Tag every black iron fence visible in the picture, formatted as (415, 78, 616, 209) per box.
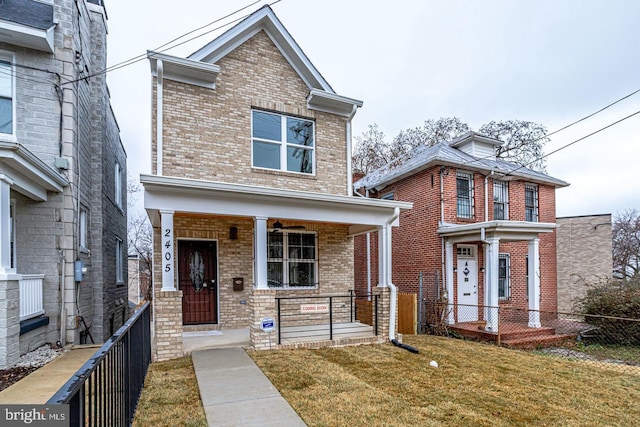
(275, 292, 379, 344)
(47, 302, 151, 427)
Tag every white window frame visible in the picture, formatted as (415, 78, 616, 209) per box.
(498, 253, 510, 300)
(267, 230, 318, 289)
(456, 171, 474, 219)
(251, 110, 316, 175)
(10, 199, 15, 269)
(114, 162, 122, 209)
(116, 237, 123, 284)
(493, 180, 509, 220)
(79, 206, 88, 251)
(524, 184, 538, 222)
(0, 51, 16, 139)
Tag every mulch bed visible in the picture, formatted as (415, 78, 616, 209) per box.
(0, 366, 39, 392)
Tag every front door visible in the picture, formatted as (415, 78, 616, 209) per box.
(457, 246, 478, 322)
(179, 240, 218, 325)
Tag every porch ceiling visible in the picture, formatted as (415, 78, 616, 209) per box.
(141, 174, 412, 235)
(437, 220, 556, 243)
(0, 142, 68, 201)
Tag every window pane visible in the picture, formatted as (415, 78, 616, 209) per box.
(0, 61, 11, 97)
(288, 233, 315, 260)
(0, 97, 12, 134)
(287, 118, 313, 147)
(494, 204, 505, 220)
(267, 262, 283, 287)
(253, 141, 280, 169)
(287, 146, 313, 174)
(267, 232, 283, 259)
(252, 111, 281, 140)
(289, 261, 315, 286)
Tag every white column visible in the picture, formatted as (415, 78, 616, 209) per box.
(445, 241, 454, 324)
(377, 225, 392, 287)
(528, 238, 541, 328)
(160, 210, 175, 291)
(484, 237, 500, 331)
(254, 217, 268, 289)
(156, 59, 164, 176)
(0, 175, 15, 276)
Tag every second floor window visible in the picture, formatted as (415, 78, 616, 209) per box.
(115, 162, 122, 209)
(252, 110, 314, 175)
(525, 184, 538, 222)
(0, 59, 13, 135)
(493, 180, 509, 220)
(456, 171, 474, 218)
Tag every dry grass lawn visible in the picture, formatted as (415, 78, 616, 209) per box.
(132, 356, 207, 427)
(249, 335, 640, 427)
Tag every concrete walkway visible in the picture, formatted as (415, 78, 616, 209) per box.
(192, 347, 306, 427)
(0, 345, 99, 404)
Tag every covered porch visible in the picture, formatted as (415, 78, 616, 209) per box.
(142, 175, 412, 360)
(438, 220, 556, 333)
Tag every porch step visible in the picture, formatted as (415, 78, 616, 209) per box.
(499, 327, 556, 341)
(501, 333, 576, 350)
(280, 322, 374, 343)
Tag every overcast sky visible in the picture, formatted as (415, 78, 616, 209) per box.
(105, 0, 640, 218)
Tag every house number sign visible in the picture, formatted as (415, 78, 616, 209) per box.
(163, 227, 173, 273)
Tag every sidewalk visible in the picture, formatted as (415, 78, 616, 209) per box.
(192, 347, 306, 427)
(0, 345, 99, 404)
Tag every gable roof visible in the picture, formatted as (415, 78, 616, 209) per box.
(354, 139, 569, 191)
(189, 5, 333, 93)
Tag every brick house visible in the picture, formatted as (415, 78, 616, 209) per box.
(142, 6, 411, 361)
(556, 214, 612, 313)
(0, 0, 128, 368)
(354, 132, 568, 332)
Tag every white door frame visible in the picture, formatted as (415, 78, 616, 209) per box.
(456, 244, 478, 322)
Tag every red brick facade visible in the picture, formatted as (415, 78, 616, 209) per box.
(355, 165, 559, 313)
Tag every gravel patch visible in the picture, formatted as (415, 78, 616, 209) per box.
(11, 345, 64, 369)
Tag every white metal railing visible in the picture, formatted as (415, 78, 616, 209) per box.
(19, 274, 45, 321)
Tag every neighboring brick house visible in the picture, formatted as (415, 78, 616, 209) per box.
(0, 0, 128, 368)
(556, 214, 612, 313)
(142, 6, 411, 361)
(354, 132, 568, 332)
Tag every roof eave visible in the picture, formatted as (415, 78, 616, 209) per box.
(148, 50, 220, 89)
(306, 89, 363, 117)
(0, 20, 55, 52)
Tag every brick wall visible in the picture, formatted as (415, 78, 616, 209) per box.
(556, 214, 612, 312)
(355, 165, 560, 313)
(153, 30, 349, 196)
(154, 290, 184, 361)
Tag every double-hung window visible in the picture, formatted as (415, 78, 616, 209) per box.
(524, 184, 538, 222)
(0, 57, 14, 135)
(116, 238, 123, 284)
(493, 180, 509, 220)
(267, 231, 318, 288)
(252, 110, 315, 174)
(114, 162, 122, 209)
(456, 171, 474, 218)
(498, 253, 510, 300)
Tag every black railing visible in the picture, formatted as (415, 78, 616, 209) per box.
(48, 302, 151, 427)
(275, 292, 379, 344)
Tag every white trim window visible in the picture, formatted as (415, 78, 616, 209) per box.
(524, 184, 538, 222)
(493, 180, 509, 220)
(114, 162, 122, 209)
(456, 171, 474, 219)
(498, 253, 510, 300)
(0, 55, 14, 136)
(267, 231, 318, 288)
(116, 237, 123, 284)
(79, 206, 88, 250)
(252, 110, 315, 175)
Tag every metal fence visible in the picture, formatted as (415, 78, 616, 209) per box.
(47, 302, 152, 427)
(275, 292, 379, 344)
(421, 301, 640, 375)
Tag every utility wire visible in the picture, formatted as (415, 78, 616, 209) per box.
(62, 0, 281, 86)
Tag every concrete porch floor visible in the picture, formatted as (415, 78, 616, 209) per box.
(183, 328, 250, 353)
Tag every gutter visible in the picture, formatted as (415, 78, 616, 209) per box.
(385, 207, 400, 341)
(345, 104, 359, 196)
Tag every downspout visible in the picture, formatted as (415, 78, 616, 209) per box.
(439, 167, 446, 291)
(156, 59, 164, 176)
(59, 250, 66, 346)
(385, 207, 400, 341)
(345, 104, 358, 196)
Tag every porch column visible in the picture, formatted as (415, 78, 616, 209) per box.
(254, 217, 268, 289)
(528, 238, 541, 328)
(377, 225, 392, 287)
(0, 175, 15, 275)
(484, 237, 500, 332)
(160, 210, 175, 291)
(444, 240, 454, 324)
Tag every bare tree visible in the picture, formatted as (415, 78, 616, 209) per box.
(479, 120, 549, 172)
(127, 175, 153, 301)
(391, 117, 470, 156)
(613, 209, 640, 280)
(352, 124, 391, 175)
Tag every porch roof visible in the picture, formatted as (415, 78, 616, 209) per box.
(141, 174, 412, 235)
(0, 142, 68, 201)
(437, 220, 556, 243)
